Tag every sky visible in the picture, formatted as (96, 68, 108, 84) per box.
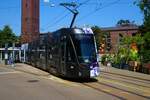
(0, 0, 143, 36)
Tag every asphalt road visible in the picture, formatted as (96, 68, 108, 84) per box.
(0, 65, 119, 100)
(0, 64, 150, 100)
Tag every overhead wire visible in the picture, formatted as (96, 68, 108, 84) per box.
(0, 0, 127, 31)
(0, 6, 20, 11)
(42, 0, 92, 30)
(43, 12, 70, 30)
(77, 0, 91, 7)
(77, 0, 121, 24)
(41, 10, 67, 26)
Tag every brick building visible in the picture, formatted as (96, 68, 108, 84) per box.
(21, 0, 40, 43)
(101, 25, 139, 53)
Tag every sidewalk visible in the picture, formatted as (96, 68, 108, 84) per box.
(7, 63, 50, 76)
(1, 63, 150, 81)
(100, 65, 150, 81)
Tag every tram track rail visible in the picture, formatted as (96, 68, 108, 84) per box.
(101, 72, 150, 87)
(101, 71, 150, 84)
(82, 81, 150, 100)
(102, 75, 150, 88)
(82, 82, 126, 100)
(97, 81, 150, 99)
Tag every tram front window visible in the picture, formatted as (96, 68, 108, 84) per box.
(73, 34, 97, 63)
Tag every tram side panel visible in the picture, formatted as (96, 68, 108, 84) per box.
(37, 35, 47, 70)
(65, 35, 79, 78)
(46, 33, 61, 75)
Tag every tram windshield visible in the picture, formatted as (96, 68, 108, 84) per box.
(73, 34, 97, 63)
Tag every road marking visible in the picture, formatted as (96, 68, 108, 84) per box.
(101, 89, 111, 92)
(0, 71, 19, 75)
(143, 93, 150, 97)
(100, 67, 105, 70)
(47, 76, 79, 87)
(40, 75, 79, 87)
(119, 91, 130, 94)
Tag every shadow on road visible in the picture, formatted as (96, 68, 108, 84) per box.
(59, 76, 98, 83)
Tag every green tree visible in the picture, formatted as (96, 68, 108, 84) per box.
(120, 34, 144, 62)
(117, 19, 135, 26)
(136, 0, 150, 32)
(92, 26, 104, 49)
(135, 0, 150, 63)
(141, 32, 150, 62)
(0, 29, 3, 46)
(0, 25, 18, 47)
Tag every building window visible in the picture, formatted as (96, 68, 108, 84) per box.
(26, 3, 28, 7)
(132, 33, 136, 36)
(119, 33, 123, 43)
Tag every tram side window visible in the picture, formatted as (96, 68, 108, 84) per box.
(61, 44, 65, 61)
(66, 41, 76, 62)
(60, 36, 66, 61)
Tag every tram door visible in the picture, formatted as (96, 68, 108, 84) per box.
(60, 36, 66, 75)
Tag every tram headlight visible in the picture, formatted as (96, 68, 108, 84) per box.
(79, 72, 82, 76)
(90, 66, 93, 69)
(70, 66, 74, 69)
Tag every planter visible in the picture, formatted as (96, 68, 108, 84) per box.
(112, 63, 120, 68)
(107, 62, 111, 67)
(128, 61, 140, 72)
(121, 63, 129, 70)
(142, 63, 150, 74)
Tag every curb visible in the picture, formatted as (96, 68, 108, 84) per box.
(14, 67, 50, 77)
(6, 63, 50, 77)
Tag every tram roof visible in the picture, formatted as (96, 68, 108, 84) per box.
(52, 28, 94, 35)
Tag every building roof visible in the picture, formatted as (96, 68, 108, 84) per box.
(101, 25, 139, 32)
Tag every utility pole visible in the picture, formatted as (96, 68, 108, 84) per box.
(60, 2, 79, 28)
(12, 43, 15, 67)
(4, 43, 8, 65)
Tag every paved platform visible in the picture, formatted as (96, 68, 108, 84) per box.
(4, 63, 49, 76)
(100, 65, 150, 81)
(1, 63, 150, 81)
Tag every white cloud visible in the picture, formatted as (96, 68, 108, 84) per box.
(43, 0, 49, 3)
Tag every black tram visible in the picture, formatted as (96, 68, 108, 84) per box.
(26, 28, 100, 78)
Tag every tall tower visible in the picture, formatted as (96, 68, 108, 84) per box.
(21, 0, 40, 43)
